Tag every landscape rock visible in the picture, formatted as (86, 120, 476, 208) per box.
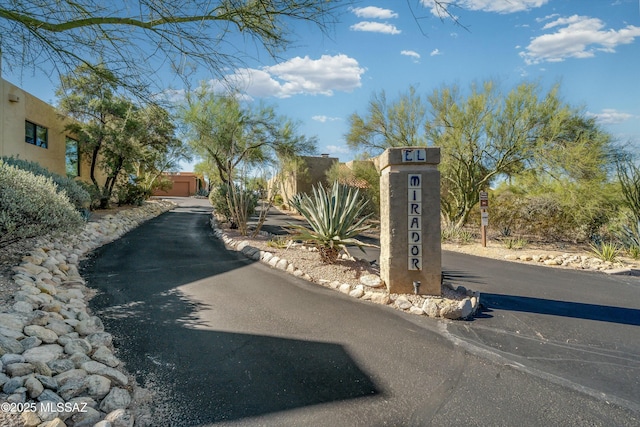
(22, 344, 64, 364)
(85, 332, 113, 349)
(349, 286, 365, 299)
(75, 317, 105, 336)
(64, 339, 92, 355)
(3, 376, 25, 393)
(339, 283, 351, 294)
(360, 274, 383, 288)
(104, 408, 135, 427)
(6, 362, 35, 377)
(81, 361, 128, 386)
(85, 374, 111, 400)
(71, 406, 102, 427)
(23, 325, 58, 344)
(100, 387, 132, 413)
(25, 376, 45, 398)
(0, 335, 25, 357)
(394, 296, 413, 310)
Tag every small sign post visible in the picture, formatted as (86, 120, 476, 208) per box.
(479, 191, 489, 247)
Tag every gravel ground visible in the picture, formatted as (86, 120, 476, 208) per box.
(223, 228, 380, 287)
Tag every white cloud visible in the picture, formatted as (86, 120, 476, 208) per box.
(401, 50, 421, 60)
(421, 0, 549, 15)
(351, 6, 398, 19)
(326, 145, 351, 154)
(206, 54, 365, 99)
(312, 115, 341, 123)
(430, 48, 442, 56)
(520, 15, 640, 64)
(587, 109, 635, 124)
(537, 13, 559, 23)
(350, 21, 401, 35)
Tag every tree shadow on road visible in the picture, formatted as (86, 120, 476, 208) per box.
(479, 293, 640, 326)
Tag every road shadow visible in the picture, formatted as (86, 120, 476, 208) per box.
(92, 286, 380, 425)
(83, 204, 380, 425)
(442, 269, 486, 286)
(481, 293, 640, 326)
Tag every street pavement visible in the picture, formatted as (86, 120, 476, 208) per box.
(81, 198, 640, 426)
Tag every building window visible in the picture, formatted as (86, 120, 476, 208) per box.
(25, 121, 48, 148)
(66, 137, 80, 177)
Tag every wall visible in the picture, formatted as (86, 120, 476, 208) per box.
(1, 78, 67, 175)
(0, 77, 100, 184)
(279, 155, 338, 206)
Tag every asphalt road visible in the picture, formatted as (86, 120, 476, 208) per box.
(82, 198, 640, 426)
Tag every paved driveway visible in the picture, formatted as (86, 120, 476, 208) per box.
(81, 198, 639, 425)
(441, 251, 640, 413)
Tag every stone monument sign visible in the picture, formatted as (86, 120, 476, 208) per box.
(378, 147, 441, 295)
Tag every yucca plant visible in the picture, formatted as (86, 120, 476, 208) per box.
(589, 241, 619, 263)
(289, 182, 377, 264)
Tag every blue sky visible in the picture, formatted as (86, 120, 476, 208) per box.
(4, 0, 640, 170)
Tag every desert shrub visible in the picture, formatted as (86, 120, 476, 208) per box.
(267, 236, 291, 249)
(209, 183, 257, 232)
(116, 182, 151, 206)
(289, 182, 376, 263)
(617, 219, 640, 249)
(627, 245, 640, 260)
(1, 156, 90, 211)
(503, 237, 528, 250)
(490, 191, 525, 238)
(490, 190, 579, 241)
(0, 160, 83, 247)
(519, 195, 574, 240)
(75, 180, 102, 211)
(441, 225, 475, 244)
(589, 241, 619, 262)
(195, 188, 210, 198)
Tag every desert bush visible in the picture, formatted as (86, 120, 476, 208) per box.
(1, 156, 90, 211)
(289, 182, 376, 263)
(0, 160, 84, 247)
(490, 189, 579, 241)
(617, 219, 640, 249)
(209, 183, 257, 232)
(195, 188, 210, 198)
(589, 241, 619, 262)
(116, 182, 151, 206)
(267, 236, 291, 249)
(502, 237, 528, 250)
(627, 245, 640, 260)
(441, 225, 475, 244)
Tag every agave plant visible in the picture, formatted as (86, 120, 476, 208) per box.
(289, 182, 377, 264)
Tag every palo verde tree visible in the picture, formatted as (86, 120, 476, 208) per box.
(0, 0, 343, 97)
(426, 80, 616, 228)
(180, 85, 316, 234)
(346, 80, 617, 230)
(180, 86, 316, 186)
(346, 85, 428, 152)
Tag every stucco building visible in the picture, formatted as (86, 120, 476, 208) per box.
(0, 76, 98, 181)
(278, 154, 339, 206)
